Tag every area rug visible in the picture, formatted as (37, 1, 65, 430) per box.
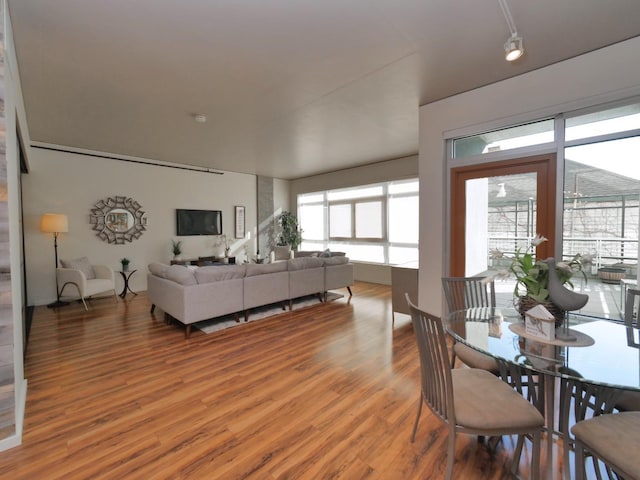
(194, 292, 344, 334)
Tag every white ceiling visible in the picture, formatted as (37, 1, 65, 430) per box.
(9, 0, 640, 180)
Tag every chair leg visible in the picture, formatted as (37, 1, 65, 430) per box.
(445, 430, 456, 480)
(511, 435, 525, 476)
(81, 297, 88, 310)
(531, 430, 541, 480)
(450, 339, 457, 368)
(574, 439, 584, 480)
(410, 395, 423, 442)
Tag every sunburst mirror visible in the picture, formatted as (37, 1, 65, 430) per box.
(89, 196, 146, 244)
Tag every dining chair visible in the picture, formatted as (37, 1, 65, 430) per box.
(572, 411, 640, 480)
(441, 276, 499, 372)
(557, 372, 621, 479)
(406, 294, 544, 480)
(616, 288, 640, 412)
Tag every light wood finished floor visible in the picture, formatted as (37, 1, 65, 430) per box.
(0, 282, 559, 479)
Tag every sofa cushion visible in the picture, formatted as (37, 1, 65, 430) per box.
(148, 262, 170, 278)
(323, 256, 349, 266)
(288, 257, 324, 271)
(195, 264, 246, 283)
(60, 256, 96, 280)
(245, 261, 288, 277)
(164, 265, 198, 285)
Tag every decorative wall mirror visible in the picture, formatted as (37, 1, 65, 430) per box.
(90, 196, 146, 244)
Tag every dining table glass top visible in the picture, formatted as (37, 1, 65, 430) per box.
(446, 307, 640, 391)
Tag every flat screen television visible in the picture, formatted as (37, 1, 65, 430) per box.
(176, 209, 222, 236)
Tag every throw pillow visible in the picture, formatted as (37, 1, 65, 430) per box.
(60, 256, 96, 280)
(320, 248, 331, 258)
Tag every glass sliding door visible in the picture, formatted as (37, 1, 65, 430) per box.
(563, 136, 640, 319)
(450, 155, 556, 279)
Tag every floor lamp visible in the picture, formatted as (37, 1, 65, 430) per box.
(41, 213, 69, 308)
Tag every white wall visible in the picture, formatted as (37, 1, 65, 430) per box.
(419, 36, 640, 315)
(290, 155, 419, 285)
(23, 149, 260, 305)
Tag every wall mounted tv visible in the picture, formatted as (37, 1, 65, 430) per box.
(176, 209, 222, 236)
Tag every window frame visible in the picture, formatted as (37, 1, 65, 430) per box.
(297, 179, 418, 265)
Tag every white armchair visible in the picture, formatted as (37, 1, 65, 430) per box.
(57, 261, 117, 310)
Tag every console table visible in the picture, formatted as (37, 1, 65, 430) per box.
(391, 261, 418, 324)
(171, 257, 236, 266)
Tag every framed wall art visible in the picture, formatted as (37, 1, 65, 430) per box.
(234, 205, 245, 239)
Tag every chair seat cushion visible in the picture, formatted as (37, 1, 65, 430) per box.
(454, 342, 499, 372)
(571, 411, 640, 478)
(452, 368, 544, 433)
(84, 279, 115, 296)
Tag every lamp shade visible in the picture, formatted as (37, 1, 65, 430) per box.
(41, 213, 69, 233)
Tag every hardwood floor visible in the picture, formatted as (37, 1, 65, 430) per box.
(0, 282, 554, 479)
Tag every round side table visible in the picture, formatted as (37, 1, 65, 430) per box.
(118, 269, 138, 298)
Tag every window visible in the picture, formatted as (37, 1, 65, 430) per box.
(297, 179, 418, 264)
(452, 119, 554, 159)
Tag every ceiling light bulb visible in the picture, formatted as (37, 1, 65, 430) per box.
(504, 35, 524, 61)
(194, 113, 207, 123)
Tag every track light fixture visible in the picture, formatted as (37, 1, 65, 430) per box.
(504, 35, 524, 61)
(498, 0, 524, 62)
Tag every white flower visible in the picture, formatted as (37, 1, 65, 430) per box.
(531, 234, 548, 247)
(580, 253, 594, 265)
(495, 269, 510, 280)
(482, 269, 510, 284)
(490, 248, 504, 259)
(556, 261, 572, 272)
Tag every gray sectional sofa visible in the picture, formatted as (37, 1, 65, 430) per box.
(147, 256, 353, 338)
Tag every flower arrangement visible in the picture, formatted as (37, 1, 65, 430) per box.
(214, 234, 231, 257)
(489, 234, 592, 303)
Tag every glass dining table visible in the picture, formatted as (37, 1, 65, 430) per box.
(446, 307, 640, 479)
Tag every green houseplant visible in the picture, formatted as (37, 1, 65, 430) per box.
(276, 211, 303, 251)
(120, 257, 130, 271)
(489, 234, 591, 323)
(171, 239, 183, 260)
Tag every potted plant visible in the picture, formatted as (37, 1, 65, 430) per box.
(120, 257, 130, 272)
(488, 234, 592, 325)
(276, 211, 303, 251)
(171, 239, 183, 260)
